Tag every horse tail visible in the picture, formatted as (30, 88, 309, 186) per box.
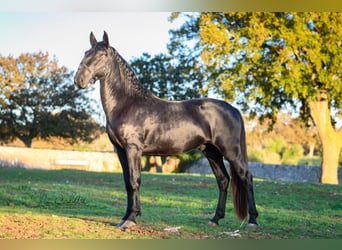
(230, 115, 249, 221)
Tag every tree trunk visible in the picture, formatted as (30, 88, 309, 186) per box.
(18, 136, 33, 148)
(309, 92, 342, 184)
(307, 142, 315, 157)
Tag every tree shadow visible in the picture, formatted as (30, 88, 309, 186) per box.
(1, 167, 341, 238)
(0, 167, 224, 229)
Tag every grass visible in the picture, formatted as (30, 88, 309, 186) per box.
(0, 167, 341, 239)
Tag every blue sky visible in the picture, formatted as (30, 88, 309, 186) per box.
(0, 12, 177, 123)
(0, 12, 173, 70)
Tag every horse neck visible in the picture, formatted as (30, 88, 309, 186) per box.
(99, 49, 155, 118)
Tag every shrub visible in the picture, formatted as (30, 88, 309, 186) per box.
(175, 150, 203, 173)
(264, 152, 282, 164)
(264, 137, 287, 155)
(282, 144, 304, 165)
(248, 149, 265, 163)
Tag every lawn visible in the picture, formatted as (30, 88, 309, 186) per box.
(0, 167, 341, 239)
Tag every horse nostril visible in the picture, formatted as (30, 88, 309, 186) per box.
(74, 76, 84, 88)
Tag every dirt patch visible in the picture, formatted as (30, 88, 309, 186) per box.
(0, 213, 207, 239)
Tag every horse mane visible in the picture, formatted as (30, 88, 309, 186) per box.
(110, 47, 155, 102)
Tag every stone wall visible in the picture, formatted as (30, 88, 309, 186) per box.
(0, 146, 120, 172)
(187, 158, 342, 184)
(2, 146, 341, 184)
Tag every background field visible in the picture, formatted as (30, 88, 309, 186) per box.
(0, 167, 341, 239)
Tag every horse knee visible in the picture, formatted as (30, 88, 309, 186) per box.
(229, 158, 249, 179)
(245, 171, 254, 186)
(217, 176, 229, 190)
(126, 182, 140, 192)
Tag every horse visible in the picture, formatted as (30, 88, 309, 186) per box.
(74, 31, 259, 230)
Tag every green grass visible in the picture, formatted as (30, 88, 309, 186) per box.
(0, 167, 341, 239)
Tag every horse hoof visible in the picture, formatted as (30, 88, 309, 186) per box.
(116, 220, 125, 227)
(246, 223, 258, 230)
(208, 220, 218, 227)
(117, 220, 136, 230)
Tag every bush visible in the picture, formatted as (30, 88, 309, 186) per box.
(175, 150, 203, 173)
(282, 144, 304, 165)
(264, 137, 287, 155)
(248, 149, 265, 163)
(264, 152, 282, 164)
(249, 139, 304, 165)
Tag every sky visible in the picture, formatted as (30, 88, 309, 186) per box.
(0, 12, 173, 70)
(0, 12, 176, 118)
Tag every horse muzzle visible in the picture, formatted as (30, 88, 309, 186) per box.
(74, 70, 95, 89)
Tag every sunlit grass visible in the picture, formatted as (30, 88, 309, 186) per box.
(0, 167, 341, 239)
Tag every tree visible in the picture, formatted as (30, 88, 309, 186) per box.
(0, 52, 100, 148)
(129, 52, 201, 100)
(169, 12, 342, 184)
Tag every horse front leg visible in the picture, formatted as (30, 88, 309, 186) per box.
(202, 145, 230, 226)
(115, 144, 142, 230)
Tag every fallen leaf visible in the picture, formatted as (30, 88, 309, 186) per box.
(220, 229, 241, 237)
(164, 226, 181, 232)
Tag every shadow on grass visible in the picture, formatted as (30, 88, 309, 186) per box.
(0, 168, 219, 223)
(0, 167, 341, 238)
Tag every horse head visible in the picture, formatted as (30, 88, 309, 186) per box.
(74, 31, 112, 89)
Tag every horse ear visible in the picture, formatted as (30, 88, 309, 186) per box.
(90, 32, 97, 48)
(103, 31, 110, 48)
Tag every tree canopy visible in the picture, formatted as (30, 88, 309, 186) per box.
(169, 12, 342, 122)
(129, 52, 201, 100)
(168, 12, 342, 184)
(0, 52, 100, 147)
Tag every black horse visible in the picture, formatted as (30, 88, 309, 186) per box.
(74, 31, 258, 230)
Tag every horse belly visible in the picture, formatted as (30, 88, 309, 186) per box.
(142, 125, 206, 156)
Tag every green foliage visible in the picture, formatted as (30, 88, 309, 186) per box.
(246, 113, 318, 166)
(282, 144, 305, 165)
(0, 168, 341, 239)
(265, 138, 287, 155)
(169, 12, 342, 123)
(265, 152, 282, 164)
(0, 52, 100, 147)
(248, 149, 265, 163)
(130, 53, 201, 100)
(168, 13, 342, 182)
(248, 137, 304, 165)
(175, 150, 203, 172)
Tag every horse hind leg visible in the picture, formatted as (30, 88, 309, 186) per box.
(245, 170, 259, 229)
(201, 144, 230, 226)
